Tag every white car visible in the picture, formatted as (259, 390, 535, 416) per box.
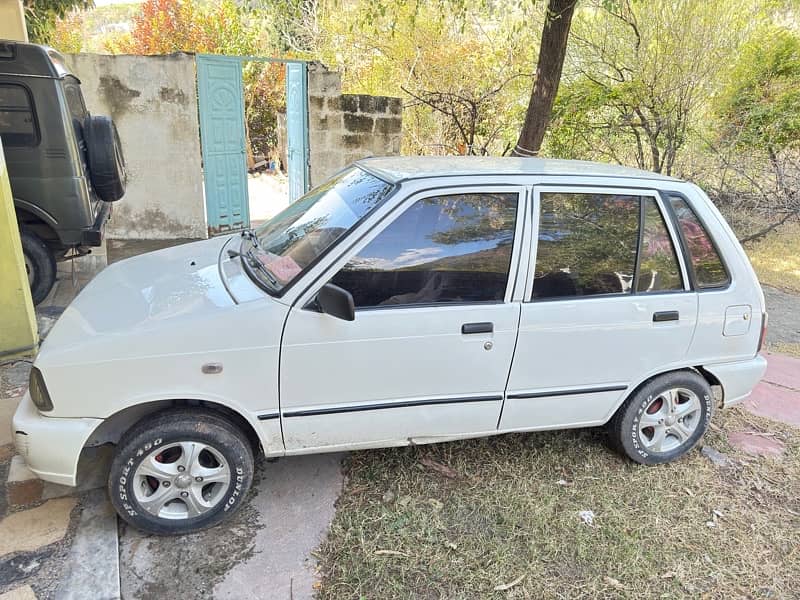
(13, 157, 768, 534)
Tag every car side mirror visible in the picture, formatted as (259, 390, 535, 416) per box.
(317, 283, 355, 321)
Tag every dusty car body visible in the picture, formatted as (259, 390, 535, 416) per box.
(13, 157, 767, 534)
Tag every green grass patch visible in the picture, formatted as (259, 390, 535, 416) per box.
(746, 223, 800, 294)
(316, 409, 800, 598)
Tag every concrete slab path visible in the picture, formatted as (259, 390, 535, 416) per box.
(119, 454, 343, 600)
(744, 352, 800, 427)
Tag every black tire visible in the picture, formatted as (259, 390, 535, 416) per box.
(84, 115, 126, 202)
(608, 370, 713, 465)
(20, 228, 56, 305)
(109, 409, 254, 535)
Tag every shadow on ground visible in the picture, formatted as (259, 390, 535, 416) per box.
(119, 453, 343, 600)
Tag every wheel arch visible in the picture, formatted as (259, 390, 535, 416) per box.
(82, 398, 266, 456)
(15, 203, 63, 248)
(605, 366, 718, 424)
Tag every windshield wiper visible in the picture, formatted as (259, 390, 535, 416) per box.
(240, 228, 262, 249)
(244, 248, 279, 287)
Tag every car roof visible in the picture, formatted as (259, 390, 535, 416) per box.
(0, 40, 71, 78)
(356, 156, 681, 184)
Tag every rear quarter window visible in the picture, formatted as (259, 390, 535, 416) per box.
(668, 195, 730, 289)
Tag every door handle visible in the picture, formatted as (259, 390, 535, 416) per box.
(462, 322, 493, 334)
(653, 311, 679, 322)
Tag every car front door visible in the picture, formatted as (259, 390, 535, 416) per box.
(500, 185, 698, 431)
(280, 186, 527, 452)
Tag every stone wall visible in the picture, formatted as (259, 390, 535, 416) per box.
(66, 53, 207, 240)
(307, 63, 402, 186)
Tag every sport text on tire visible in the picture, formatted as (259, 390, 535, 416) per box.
(108, 409, 254, 536)
(608, 370, 713, 465)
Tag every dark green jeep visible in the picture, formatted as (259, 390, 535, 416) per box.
(0, 40, 125, 303)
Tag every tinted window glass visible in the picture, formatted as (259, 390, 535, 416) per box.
(331, 193, 517, 307)
(636, 198, 683, 292)
(246, 167, 393, 293)
(533, 192, 640, 299)
(669, 196, 729, 288)
(63, 77, 87, 121)
(0, 84, 37, 146)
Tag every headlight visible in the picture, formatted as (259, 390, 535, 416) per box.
(29, 367, 53, 412)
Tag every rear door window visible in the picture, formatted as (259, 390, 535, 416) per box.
(533, 192, 640, 299)
(533, 191, 686, 299)
(668, 195, 730, 288)
(0, 83, 38, 147)
(637, 198, 684, 293)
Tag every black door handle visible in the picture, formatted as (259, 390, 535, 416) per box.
(653, 311, 679, 322)
(462, 322, 493, 334)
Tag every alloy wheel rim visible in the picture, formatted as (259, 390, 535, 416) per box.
(638, 387, 702, 453)
(133, 441, 231, 520)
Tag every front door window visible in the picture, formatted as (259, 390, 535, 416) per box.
(331, 192, 518, 307)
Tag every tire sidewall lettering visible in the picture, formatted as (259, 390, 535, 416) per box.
(114, 435, 249, 524)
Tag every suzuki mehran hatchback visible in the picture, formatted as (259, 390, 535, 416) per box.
(13, 157, 768, 534)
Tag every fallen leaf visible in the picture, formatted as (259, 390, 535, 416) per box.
(420, 456, 460, 479)
(375, 550, 409, 557)
(603, 576, 624, 590)
(494, 574, 526, 591)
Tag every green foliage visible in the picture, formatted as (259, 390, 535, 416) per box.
(24, 0, 93, 43)
(547, 0, 761, 174)
(716, 26, 800, 151)
(313, 0, 540, 155)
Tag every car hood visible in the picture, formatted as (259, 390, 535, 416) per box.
(38, 236, 249, 364)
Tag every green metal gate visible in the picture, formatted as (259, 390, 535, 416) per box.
(197, 54, 310, 235)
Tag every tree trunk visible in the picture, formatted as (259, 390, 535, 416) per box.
(512, 0, 577, 157)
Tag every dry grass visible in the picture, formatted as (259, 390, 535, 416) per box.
(316, 409, 800, 599)
(745, 223, 800, 293)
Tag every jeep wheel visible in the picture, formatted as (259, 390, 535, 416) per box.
(20, 229, 56, 305)
(608, 371, 713, 465)
(109, 409, 254, 535)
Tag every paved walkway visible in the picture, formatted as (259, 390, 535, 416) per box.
(743, 352, 800, 427)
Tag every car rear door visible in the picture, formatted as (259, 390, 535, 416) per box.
(279, 185, 528, 452)
(499, 185, 698, 431)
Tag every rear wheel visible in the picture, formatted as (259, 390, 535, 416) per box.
(20, 229, 56, 305)
(109, 409, 254, 535)
(608, 371, 713, 465)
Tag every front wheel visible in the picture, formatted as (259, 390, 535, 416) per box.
(608, 371, 713, 465)
(108, 409, 254, 535)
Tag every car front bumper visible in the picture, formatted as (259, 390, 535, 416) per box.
(12, 392, 102, 486)
(704, 354, 769, 408)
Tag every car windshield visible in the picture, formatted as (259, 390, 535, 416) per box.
(242, 167, 394, 293)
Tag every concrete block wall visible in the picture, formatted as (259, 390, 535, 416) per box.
(66, 53, 207, 240)
(307, 62, 402, 186)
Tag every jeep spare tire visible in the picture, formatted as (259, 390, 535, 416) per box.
(84, 115, 126, 202)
